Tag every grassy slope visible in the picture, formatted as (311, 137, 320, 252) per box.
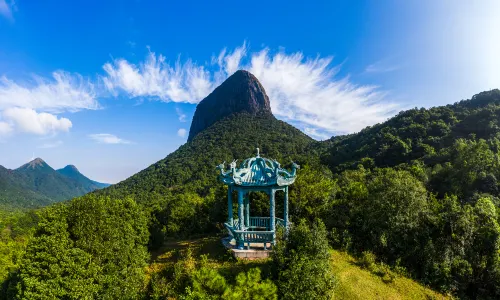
(331, 251, 448, 300)
(146, 237, 449, 300)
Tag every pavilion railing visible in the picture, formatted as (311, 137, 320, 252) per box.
(229, 217, 286, 231)
(224, 217, 288, 248)
(249, 217, 270, 229)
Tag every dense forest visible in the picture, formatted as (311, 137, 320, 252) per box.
(2, 89, 500, 299)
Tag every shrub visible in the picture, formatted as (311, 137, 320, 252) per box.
(272, 219, 335, 299)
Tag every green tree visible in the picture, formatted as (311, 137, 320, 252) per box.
(272, 219, 335, 300)
(11, 195, 149, 299)
(223, 268, 277, 300)
(289, 165, 337, 221)
(361, 169, 428, 260)
(11, 205, 100, 299)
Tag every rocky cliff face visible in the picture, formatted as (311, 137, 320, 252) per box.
(188, 70, 273, 141)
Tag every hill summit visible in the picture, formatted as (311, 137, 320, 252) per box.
(18, 158, 50, 171)
(188, 70, 272, 141)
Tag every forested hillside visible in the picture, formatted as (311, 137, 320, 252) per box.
(0, 166, 54, 210)
(323, 89, 500, 172)
(0, 159, 109, 211)
(2, 69, 500, 299)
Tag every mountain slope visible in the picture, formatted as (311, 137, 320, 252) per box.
(57, 165, 110, 189)
(188, 70, 273, 141)
(103, 112, 317, 200)
(15, 158, 90, 202)
(0, 165, 54, 210)
(104, 69, 317, 201)
(0, 159, 110, 211)
(322, 89, 500, 172)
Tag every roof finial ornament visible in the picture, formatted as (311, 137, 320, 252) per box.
(256, 147, 260, 157)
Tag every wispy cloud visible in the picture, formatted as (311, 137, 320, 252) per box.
(0, 0, 15, 21)
(88, 133, 131, 144)
(365, 60, 400, 73)
(127, 40, 136, 48)
(0, 71, 98, 113)
(177, 128, 187, 138)
(102, 43, 398, 135)
(102, 49, 213, 104)
(176, 107, 187, 122)
(38, 140, 63, 149)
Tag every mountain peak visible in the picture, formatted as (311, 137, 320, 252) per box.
(188, 70, 272, 141)
(21, 158, 49, 170)
(62, 165, 80, 173)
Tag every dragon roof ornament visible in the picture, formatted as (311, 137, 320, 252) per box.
(216, 148, 300, 187)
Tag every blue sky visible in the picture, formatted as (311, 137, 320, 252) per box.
(0, 0, 499, 183)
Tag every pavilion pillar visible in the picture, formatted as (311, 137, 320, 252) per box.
(227, 186, 233, 225)
(244, 192, 250, 228)
(238, 189, 245, 230)
(270, 189, 276, 245)
(284, 186, 289, 231)
(237, 189, 245, 249)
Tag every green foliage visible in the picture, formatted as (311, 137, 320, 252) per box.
(184, 256, 227, 299)
(272, 219, 335, 299)
(148, 248, 277, 300)
(359, 251, 377, 271)
(289, 165, 337, 221)
(222, 268, 277, 300)
(0, 209, 38, 297)
(8, 195, 149, 299)
(99, 113, 319, 249)
(183, 264, 277, 300)
(0, 166, 54, 211)
(323, 89, 500, 173)
(7, 90, 500, 299)
(329, 166, 500, 298)
(102, 113, 316, 199)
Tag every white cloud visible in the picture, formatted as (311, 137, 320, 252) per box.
(216, 42, 247, 76)
(176, 107, 187, 122)
(245, 48, 398, 134)
(102, 49, 214, 104)
(38, 140, 63, 149)
(0, 0, 14, 21)
(0, 71, 98, 137)
(2, 108, 72, 135)
(103, 43, 398, 136)
(0, 71, 98, 113)
(0, 121, 12, 136)
(177, 128, 187, 138)
(88, 133, 131, 144)
(303, 127, 330, 141)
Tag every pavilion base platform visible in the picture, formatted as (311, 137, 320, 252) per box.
(222, 237, 272, 260)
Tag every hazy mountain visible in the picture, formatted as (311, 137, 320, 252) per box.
(57, 165, 110, 189)
(0, 158, 110, 210)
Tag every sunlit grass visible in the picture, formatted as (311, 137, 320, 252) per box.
(146, 237, 450, 299)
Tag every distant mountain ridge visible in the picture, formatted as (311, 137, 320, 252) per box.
(0, 158, 109, 210)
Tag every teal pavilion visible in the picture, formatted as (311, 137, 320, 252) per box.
(217, 148, 299, 250)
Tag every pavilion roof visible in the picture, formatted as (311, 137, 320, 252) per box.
(217, 148, 299, 187)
